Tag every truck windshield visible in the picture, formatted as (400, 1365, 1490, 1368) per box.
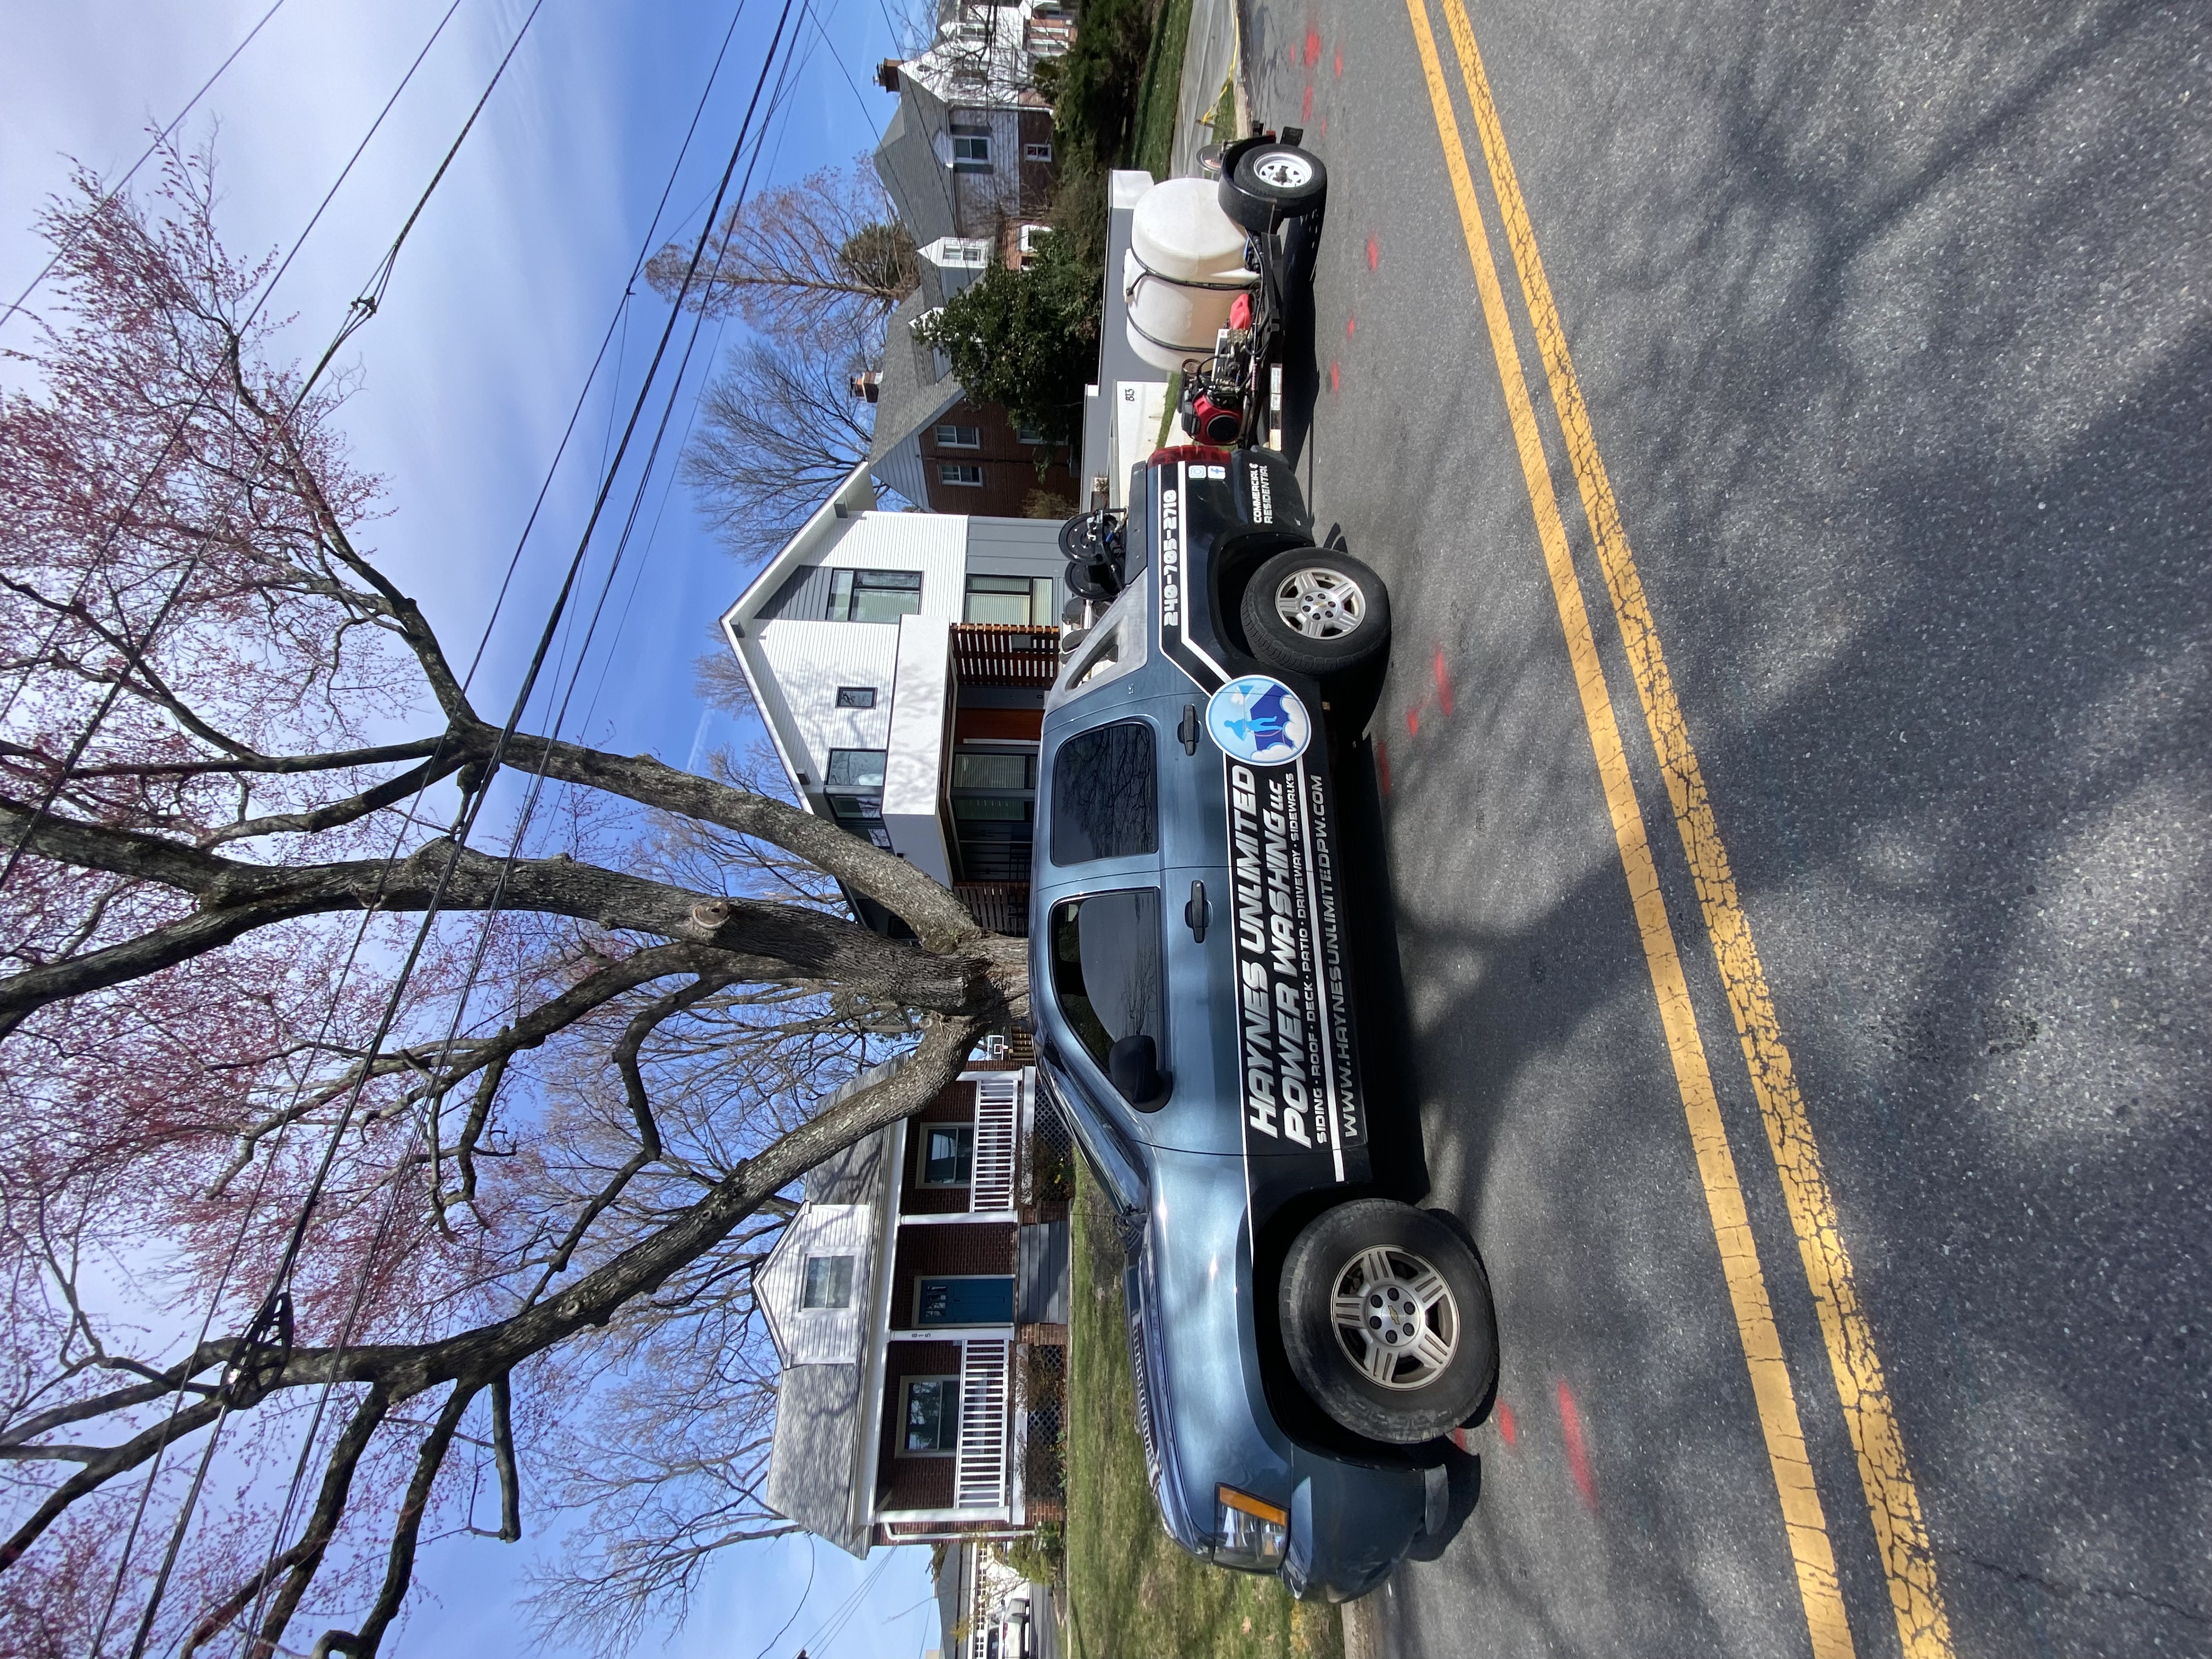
(1048, 889, 1164, 1069)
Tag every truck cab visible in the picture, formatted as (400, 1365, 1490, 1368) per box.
(1030, 448, 1498, 1598)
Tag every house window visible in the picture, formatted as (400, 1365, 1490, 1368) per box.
(951, 751, 1035, 792)
(938, 462, 984, 487)
(951, 127, 992, 171)
(825, 749, 887, 788)
(824, 749, 892, 850)
(1014, 421, 1046, 445)
(963, 573, 1054, 625)
(935, 422, 982, 449)
(827, 567, 922, 623)
(801, 1255, 854, 1309)
(901, 1376, 961, 1454)
(1023, 141, 1053, 163)
(834, 686, 877, 709)
(920, 1122, 976, 1186)
(950, 747, 1036, 881)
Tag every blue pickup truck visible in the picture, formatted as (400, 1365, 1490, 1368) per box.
(1032, 447, 1499, 1599)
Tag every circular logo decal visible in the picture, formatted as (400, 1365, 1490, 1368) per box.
(1205, 674, 1313, 765)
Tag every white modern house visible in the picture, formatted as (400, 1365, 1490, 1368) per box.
(720, 464, 1065, 935)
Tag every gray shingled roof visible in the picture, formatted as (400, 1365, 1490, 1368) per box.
(763, 1363, 870, 1555)
(866, 291, 962, 509)
(874, 83, 959, 248)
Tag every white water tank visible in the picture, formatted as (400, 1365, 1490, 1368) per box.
(1122, 176, 1255, 371)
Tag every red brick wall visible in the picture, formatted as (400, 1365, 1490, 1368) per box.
(1015, 109, 1057, 213)
(901, 1082, 976, 1215)
(889, 1223, 1015, 1329)
(919, 397, 1076, 516)
(877, 1338, 964, 1511)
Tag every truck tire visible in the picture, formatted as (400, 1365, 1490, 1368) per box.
(1279, 1199, 1498, 1444)
(1220, 144, 1328, 233)
(1240, 546, 1391, 678)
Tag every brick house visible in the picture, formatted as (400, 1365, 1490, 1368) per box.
(760, 1053, 1069, 1553)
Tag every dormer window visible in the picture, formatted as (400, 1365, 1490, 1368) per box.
(801, 1254, 855, 1308)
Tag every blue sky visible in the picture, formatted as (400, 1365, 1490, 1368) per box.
(0, 0, 935, 1651)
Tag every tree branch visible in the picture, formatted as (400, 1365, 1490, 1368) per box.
(341, 1381, 476, 1659)
(488, 729, 983, 951)
(489, 1373, 521, 1544)
(0, 811, 985, 1034)
(0, 1395, 223, 1571)
(185, 1384, 388, 1659)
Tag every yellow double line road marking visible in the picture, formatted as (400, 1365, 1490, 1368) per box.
(1399, 3, 1956, 1656)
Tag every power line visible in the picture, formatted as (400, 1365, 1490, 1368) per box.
(69, 1, 574, 1646)
(212, 3, 806, 1647)
(0, 0, 294, 337)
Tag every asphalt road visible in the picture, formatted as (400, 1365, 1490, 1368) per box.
(1238, 1, 2212, 1654)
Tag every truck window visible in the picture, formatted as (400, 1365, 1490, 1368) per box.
(1049, 720, 1157, 865)
(1048, 889, 1163, 1069)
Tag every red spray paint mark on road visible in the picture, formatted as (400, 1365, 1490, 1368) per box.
(1448, 1426, 1472, 1453)
(1375, 740, 1391, 796)
(1366, 236, 1380, 272)
(1334, 46, 1344, 77)
(1318, 115, 1328, 139)
(1556, 1381, 1598, 1510)
(1432, 646, 1454, 716)
(1346, 313, 1356, 337)
(1302, 82, 1314, 122)
(1305, 27, 1322, 65)
(1329, 360, 1340, 394)
(1404, 704, 1420, 737)
(1496, 1400, 1517, 1447)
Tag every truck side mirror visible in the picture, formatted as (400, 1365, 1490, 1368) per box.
(1109, 1035, 1170, 1111)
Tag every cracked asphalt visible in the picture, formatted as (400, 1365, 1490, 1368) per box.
(1237, 0, 2212, 1652)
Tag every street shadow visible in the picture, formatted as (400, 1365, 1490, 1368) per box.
(1250, 0, 2212, 1644)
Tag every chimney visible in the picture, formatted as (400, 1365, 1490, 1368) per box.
(849, 370, 882, 403)
(876, 59, 902, 91)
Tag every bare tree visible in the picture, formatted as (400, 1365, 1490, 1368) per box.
(680, 328, 881, 563)
(0, 153, 1023, 1656)
(644, 159, 917, 345)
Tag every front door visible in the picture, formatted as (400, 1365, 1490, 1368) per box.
(915, 1275, 1015, 1327)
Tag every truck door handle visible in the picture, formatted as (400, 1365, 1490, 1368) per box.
(1184, 880, 1209, 941)
(1177, 704, 1200, 754)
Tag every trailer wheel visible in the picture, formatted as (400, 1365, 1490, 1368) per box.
(1240, 546, 1390, 678)
(1279, 1199, 1498, 1444)
(1220, 144, 1328, 233)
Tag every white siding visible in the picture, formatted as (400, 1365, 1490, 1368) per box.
(758, 1204, 878, 1366)
(752, 511, 969, 790)
(884, 615, 953, 882)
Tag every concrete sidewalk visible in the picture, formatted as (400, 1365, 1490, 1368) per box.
(1167, 0, 1244, 179)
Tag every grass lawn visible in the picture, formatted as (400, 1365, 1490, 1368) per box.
(1064, 1164, 1343, 1659)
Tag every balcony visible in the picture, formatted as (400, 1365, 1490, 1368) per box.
(953, 1335, 1013, 1511)
(952, 880, 1028, 935)
(950, 623, 1060, 689)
